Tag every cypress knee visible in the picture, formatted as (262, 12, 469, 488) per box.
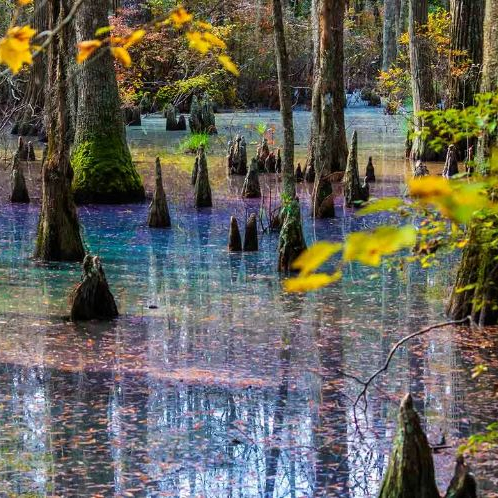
(148, 158, 171, 228)
(243, 213, 258, 252)
(194, 145, 212, 208)
(378, 394, 440, 498)
(365, 156, 376, 182)
(442, 144, 459, 178)
(70, 255, 119, 321)
(10, 145, 30, 204)
(242, 158, 261, 198)
(343, 131, 363, 207)
(228, 216, 242, 252)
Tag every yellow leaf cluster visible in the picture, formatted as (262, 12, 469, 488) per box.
(0, 25, 36, 74)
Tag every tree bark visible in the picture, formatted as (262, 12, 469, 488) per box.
(409, 0, 441, 161)
(72, 1, 145, 204)
(448, 0, 484, 109)
(383, 0, 398, 71)
(35, 0, 85, 262)
(311, 0, 348, 218)
(272, 0, 296, 199)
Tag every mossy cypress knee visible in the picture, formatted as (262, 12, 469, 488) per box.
(242, 158, 261, 198)
(194, 145, 212, 208)
(10, 145, 30, 204)
(148, 158, 171, 228)
(344, 130, 364, 207)
(278, 199, 307, 272)
(243, 213, 258, 251)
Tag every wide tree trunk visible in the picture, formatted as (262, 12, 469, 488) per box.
(448, 0, 484, 110)
(409, 0, 441, 161)
(11, 0, 47, 137)
(447, 0, 498, 325)
(272, 0, 296, 199)
(311, 0, 348, 218)
(72, 1, 145, 204)
(35, 0, 85, 262)
(383, 0, 398, 71)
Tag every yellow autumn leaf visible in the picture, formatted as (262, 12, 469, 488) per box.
(284, 272, 343, 293)
(18, 0, 32, 5)
(218, 54, 239, 76)
(409, 176, 453, 199)
(291, 241, 342, 276)
(343, 225, 417, 266)
(203, 32, 226, 49)
(76, 39, 102, 64)
(186, 31, 211, 54)
(196, 21, 213, 31)
(111, 47, 132, 67)
(169, 7, 193, 28)
(0, 25, 36, 74)
(123, 29, 146, 48)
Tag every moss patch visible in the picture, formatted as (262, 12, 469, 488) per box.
(72, 133, 145, 204)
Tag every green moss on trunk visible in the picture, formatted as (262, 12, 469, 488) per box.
(72, 133, 145, 204)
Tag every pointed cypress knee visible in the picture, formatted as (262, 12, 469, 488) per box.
(444, 456, 477, 498)
(228, 216, 242, 252)
(295, 163, 304, 182)
(70, 255, 119, 321)
(148, 158, 171, 228)
(17, 137, 29, 161)
(10, 147, 30, 203)
(304, 160, 315, 183)
(344, 130, 364, 207)
(365, 156, 376, 182)
(378, 394, 440, 498)
(243, 213, 258, 252)
(27, 141, 36, 161)
(242, 158, 261, 198)
(278, 199, 307, 272)
(442, 144, 459, 178)
(194, 145, 212, 208)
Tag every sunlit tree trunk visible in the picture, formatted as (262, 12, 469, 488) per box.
(447, 0, 498, 325)
(448, 0, 484, 109)
(35, 0, 85, 262)
(72, 1, 145, 204)
(383, 0, 398, 71)
(272, 0, 296, 199)
(408, 0, 441, 161)
(311, 0, 348, 218)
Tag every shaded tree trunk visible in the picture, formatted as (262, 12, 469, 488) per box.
(311, 0, 348, 218)
(72, 1, 145, 204)
(383, 0, 398, 71)
(11, 0, 47, 137)
(35, 0, 85, 262)
(272, 0, 296, 199)
(409, 0, 441, 161)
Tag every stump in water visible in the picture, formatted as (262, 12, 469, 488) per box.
(27, 141, 36, 161)
(265, 152, 276, 173)
(228, 216, 242, 252)
(10, 145, 30, 203)
(177, 115, 187, 131)
(414, 160, 430, 177)
(243, 213, 258, 251)
(442, 144, 459, 178)
(278, 199, 307, 272)
(304, 160, 315, 183)
(365, 156, 376, 182)
(295, 163, 304, 182)
(444, 456, 477, 498)
(378, 394, 440, 498)
(256, 138, 270, 171)
(344, 131, 364, 207)
(194, 145, 212, 208)
(17, 137, 29, 161)
(189, 94, 217, 134)
(275, 149, 282, 174)
(123, 105, 142, 126)
(148, 157, 171, 228)
(227, 135, 248, 175)
(312, 176, 335, 218)
(360, 177, 370, 202)
(70, 255, 119, 321)
(165, 104, 178, 131)
(242, 158, 261, 198)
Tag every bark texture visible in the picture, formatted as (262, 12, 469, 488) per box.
(383, 0, 398, 71)
(72, 0, 144, 204)
(70, 255, 119, 321)
(148, 158, 171, 228)
(442, 144, 459, 178)
(409, 0, 440, 161)
(35, 0, 85, 262)
(243, 213, 258, 252)
(227, 135, 248, 175)
(311, 0, 348, 217)
(278, 199, 307, 272)
(10, 145, 30, 203)
(194, 146, 212, 208)
(271, 0, 296, 199)
(242, 158, 262, 198)
(344, 131, 368, 206)
(228, 216, 242, 252)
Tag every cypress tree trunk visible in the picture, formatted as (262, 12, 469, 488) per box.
(396, 0, 409, 46)
(11, 0, 47, 137)
(447, 0, 498, 325)
(35, 0, 85, 262)
(311, 0, 348, 218)
(409, 0, 441, 161)
(72, 1, 145, 204)
(448, 0, 484, 110)
(383, 0, 398, 71)
(272, 0, 296, 199)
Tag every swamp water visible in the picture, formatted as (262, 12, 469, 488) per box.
(0, 109, 496, 497)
